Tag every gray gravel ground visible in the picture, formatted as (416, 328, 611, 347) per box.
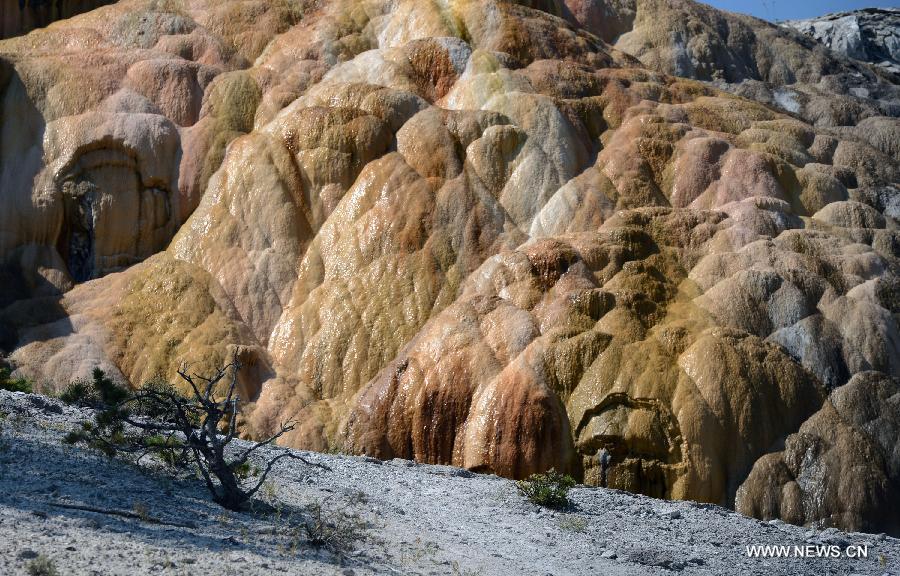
(0, 390, 898, 576)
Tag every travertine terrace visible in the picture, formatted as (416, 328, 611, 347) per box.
(0, 0, 897, 535)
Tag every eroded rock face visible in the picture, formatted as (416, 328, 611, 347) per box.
(580, 0, 845, 84)
(0, 0, 898, 535)
(565, 1, 900, 129)
(784, 8, 900, 75)
(736, 372, 900, 535)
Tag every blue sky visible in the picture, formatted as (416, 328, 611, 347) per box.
(705, 0, 894, 21)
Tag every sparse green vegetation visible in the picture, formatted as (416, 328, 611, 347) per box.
(302, 500, 366, 554)
(64, 360, 326, 511)
(26, 555, 58, 576)
(324, 438, 348, 455)
(58, 379, 95, 406)
(230, 459, 261, 481)
(558, 514, 589, 532)
(0, 366, 32, 393)
(516, 469, 576, 509)
(268, 497, 368, 557)
(144, 433, 186, 468)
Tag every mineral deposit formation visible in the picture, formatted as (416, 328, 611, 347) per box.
(0, 0, 897, 535)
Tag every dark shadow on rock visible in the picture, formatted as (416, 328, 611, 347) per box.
(0, 0, 115, 39)
(0, 264, 72, 354)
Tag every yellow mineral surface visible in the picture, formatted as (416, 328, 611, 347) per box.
(0, 0, 897, 534)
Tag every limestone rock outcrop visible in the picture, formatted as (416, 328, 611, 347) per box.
(0, 0, 897, 535)
(561, 1, 900, 129)
(568, 0, 847, 84)
(784, 8, 900, 75)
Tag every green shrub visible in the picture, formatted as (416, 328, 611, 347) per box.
(303, 500, 366, 554)
(59, 380, 94, 406)
(516, 469, 576, 509)
(145, 434, 187, 468)
(232, 461, 260, 481)
(0, 367, 32, 393)
(26, 555, 58, 576)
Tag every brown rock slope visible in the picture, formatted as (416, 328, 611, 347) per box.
(736, 371, 900, 536)
(0, 0, 897, 533)
(562, 0, 900, 128)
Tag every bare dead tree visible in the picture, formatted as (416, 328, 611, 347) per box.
(65, 359, 324, 511)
